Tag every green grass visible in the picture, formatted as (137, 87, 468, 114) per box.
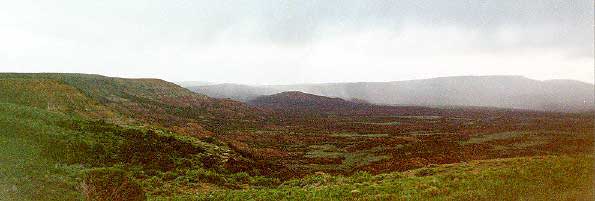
(463, 130, 592, 152)
(0, 73, 260, 133)
(0, 103, 85, 200)
(464, 131, 526, 144)
(304, 145, 390, 170)
(0, 78, 115, 119)
(0, 101, 280, 200)
(162, 154, 594, 201)
(0, 74, 273, 200)
(305, 145, 344, 159)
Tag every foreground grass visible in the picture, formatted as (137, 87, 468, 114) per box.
(0, 102, 276, 200)
(0, 103, 85, 200)
(162, 154, 594, 201)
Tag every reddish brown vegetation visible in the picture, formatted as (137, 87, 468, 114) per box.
(215, 105, 594, 180)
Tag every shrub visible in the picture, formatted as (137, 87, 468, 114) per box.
(185, 168, 227, 185)
(415, 168, 438, 177)
(229, 172, 251, 184)
(250, 176, 281, 187)
(81, 167, 146, 201)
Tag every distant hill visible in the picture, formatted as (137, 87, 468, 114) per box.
(248, 91, 363, 115)
(248, 91, 511, 117)
(187, 76, 594, 112)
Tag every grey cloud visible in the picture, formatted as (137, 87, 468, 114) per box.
(202, 1, 591, 54)
(0, 0, 592, 83)
(13, 0, 589, 51)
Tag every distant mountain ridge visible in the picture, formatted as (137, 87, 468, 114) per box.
(186, 76, 594, 112)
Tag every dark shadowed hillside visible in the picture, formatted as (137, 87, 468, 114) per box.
(248, 91, 364, 114)
(187, 76, 594, 112)
(247, 91, 544, 118)
(248, 91, 436, 117)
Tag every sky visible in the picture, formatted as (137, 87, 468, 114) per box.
(0, 0, 593, 84)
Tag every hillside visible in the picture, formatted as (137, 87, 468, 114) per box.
(0, 73, 264, 135)
(0, 73, 281, 200)
(0, 102, 279, 200)
(248, 91, 362, 112)
(187, 76, 595, 112)
(248, 91, 442, 117)
(0, 78, 115, 118)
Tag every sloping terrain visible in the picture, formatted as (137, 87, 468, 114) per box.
(0, 74, 281, 200)
(0, 78, 115, 118)
(188, 76, 595, 112)
(0, 73, 264, 136)
(0, 102, 278, 200)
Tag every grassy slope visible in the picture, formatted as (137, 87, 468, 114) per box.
(0, 73, 262, 134)
(0, 103, 85, 200)
(166, 154, 594, 201)
(0, 75, 272, 200)
(0, 102, 272, 200)
(0, 78, 115, 118)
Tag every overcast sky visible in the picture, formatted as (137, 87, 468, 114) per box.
(1, 0, 593, 84)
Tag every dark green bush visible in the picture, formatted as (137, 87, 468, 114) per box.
(57, 120, 206, 171)
(229, 172, 251, 184)
(415, 168, 437, 177)
(185, 169, 227, 185)
(250, 176, 281, 187)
